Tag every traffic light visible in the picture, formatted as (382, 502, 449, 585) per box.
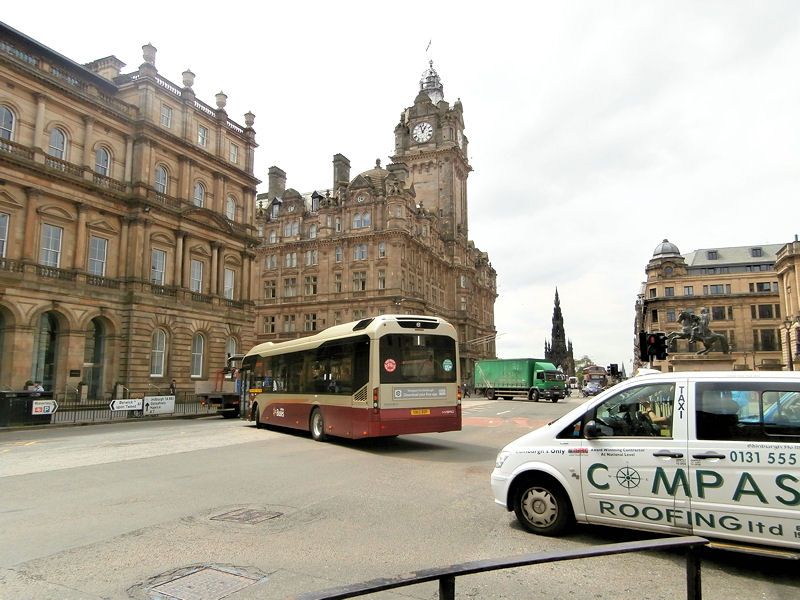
(639, 332, 669, 361)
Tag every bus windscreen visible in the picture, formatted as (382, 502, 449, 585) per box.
(379, 334, 457, 384)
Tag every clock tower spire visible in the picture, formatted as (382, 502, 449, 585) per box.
(391, 62, 471, 240)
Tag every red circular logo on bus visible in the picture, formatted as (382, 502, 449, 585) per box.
(384, 358, 397, 372)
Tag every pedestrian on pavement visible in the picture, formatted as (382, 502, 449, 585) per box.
(168, 379, 177, 396)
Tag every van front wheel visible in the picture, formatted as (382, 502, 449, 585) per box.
(513, 479, 572, 536)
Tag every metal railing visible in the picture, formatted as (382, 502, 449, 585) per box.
(290, 536, 709, 600)
(41, 392, 217, 425)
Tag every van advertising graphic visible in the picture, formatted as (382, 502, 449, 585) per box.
(584, 460, 800, 542)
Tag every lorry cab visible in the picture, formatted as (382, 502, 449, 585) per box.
(491, 371, 800, 557)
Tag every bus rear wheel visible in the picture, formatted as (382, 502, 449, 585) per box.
(253, 403, 264, 429)
(310, 408, 327, 442)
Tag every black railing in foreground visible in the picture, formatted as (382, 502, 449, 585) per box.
(289, 536, 709, 600)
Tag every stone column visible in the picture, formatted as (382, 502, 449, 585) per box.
(211, 242, 221, 295)
(182, 235, 191, 290)
(140, 219, 151, 280)
(174, 231, 185, 288)
(214, 173, 224, 214)
(22, 188, 39, 260)
(33, 94, 47, 150)
(242, 250, 253, 301)
(73, 203, 89, 270)
(118, 217, 130, 278)
(81, 116, 95, 168)
(124, 135, 134, 183)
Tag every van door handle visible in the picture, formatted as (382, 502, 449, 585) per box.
(692, 452, 726, 460)
(653, 450, 683, 458)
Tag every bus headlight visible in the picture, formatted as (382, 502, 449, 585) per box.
(495, 451, 512, 469)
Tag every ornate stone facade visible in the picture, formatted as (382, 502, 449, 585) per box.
(545, 289, 575, 375)
(775, 238, 800, 370)
(253, 63, 497, 380)
(635, 239, 786, 371)
(0, 23, 259, 396)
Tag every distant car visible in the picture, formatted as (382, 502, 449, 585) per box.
(582, 382, 603, 396)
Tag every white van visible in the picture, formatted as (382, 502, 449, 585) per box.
(491, 371, 800, 556)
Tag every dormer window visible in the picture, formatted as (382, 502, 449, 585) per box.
(751, 247, 763, 258)
(706, 250, 718, 260)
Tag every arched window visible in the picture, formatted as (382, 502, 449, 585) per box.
(150, 329, 166, 377)
(363, 212, 371, 227)
(0, 106, 13, 140)
(155, 165, 168, 194)
(191, 333, 204, 377)
(226, 337, 237, 358)
(193, 182, 205, 207)
(48, 127, 67, 159)
(225, 196, 236, 220)
(353, 213, 362, 229)
(95, 147, 111, 176)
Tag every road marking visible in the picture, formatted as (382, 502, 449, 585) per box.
(496, 410, 511, 415)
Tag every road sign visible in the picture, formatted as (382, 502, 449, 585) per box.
(109, 398, 143, 411)
(31, 400, 58, 415)
(143, 395, 175, 415)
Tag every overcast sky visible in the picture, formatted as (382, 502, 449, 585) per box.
(4, 1, 799, 373)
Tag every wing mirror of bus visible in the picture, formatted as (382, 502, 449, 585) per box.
(584, 420, 600, 438)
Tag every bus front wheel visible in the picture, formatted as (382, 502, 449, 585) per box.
(310, 408, 327, 442)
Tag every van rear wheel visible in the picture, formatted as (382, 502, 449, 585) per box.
(513, 479, 572, 536)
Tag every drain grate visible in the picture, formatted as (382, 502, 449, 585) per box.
(151, 567, 258, 600)
(210, 508, 283, 524)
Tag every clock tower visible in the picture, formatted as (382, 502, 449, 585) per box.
(392, 61, 471, 240)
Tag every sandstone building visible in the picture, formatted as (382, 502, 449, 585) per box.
(0, 22, 259, 397)
(635, 239, 789, 371)
(253, 63, 497, 381)
(775, 237, 800, 370)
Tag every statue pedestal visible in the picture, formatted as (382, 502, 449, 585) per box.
(668, 353, 737, 372)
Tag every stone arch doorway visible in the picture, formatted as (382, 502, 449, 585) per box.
(32, 312, 58, 390)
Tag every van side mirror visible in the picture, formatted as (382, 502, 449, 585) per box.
(585, 420, 600, 438)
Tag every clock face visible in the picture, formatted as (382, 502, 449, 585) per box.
(412, 121, 433, 143)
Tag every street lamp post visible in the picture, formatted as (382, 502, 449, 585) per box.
(783, 317, 795, 371)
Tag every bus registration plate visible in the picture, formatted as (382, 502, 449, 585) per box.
(411, 409, 431, 416)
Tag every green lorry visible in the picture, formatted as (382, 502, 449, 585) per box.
(473, 358, 567, 402)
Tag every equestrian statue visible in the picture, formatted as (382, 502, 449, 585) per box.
(667, 308, 730, 355)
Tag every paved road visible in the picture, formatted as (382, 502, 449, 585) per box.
(1, 395, 797, 599)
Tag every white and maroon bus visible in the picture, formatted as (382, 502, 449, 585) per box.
(243, 315, 461, 441)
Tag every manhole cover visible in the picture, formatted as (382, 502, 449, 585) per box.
(210, 508, 283, 524)
(151, 567, 258, 600)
